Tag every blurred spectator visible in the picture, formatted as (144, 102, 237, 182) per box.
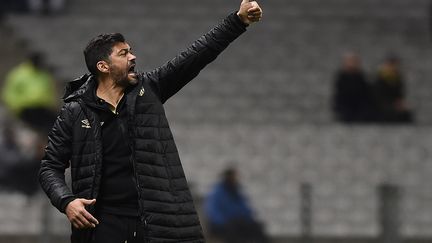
(205, 167, 269, 243)
(1, 52, 58, 133)
(0, 0, 66, 17)
(333, 52, 376, 123)
(28, 0, 67, 15)
(0, 122, 40, 195)
(0, 0, 29, 16)
(430, 0, 432, 40)
(373, 55, 414, 123)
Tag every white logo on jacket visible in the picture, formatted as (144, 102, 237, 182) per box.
(81, 119, 91, 129)
(139, 86, 145, 96)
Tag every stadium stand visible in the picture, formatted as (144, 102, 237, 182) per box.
(1, 0, 432, 242)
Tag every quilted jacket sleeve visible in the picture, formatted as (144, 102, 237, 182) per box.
(146, 12, 247, 103)
(39, 103, 76, 213)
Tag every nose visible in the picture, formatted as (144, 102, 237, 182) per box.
(129, 53, 136, 61)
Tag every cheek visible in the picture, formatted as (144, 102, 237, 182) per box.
(110, 63, 126, 74)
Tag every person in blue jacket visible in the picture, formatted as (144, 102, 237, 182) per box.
(205, 167, 269, 243)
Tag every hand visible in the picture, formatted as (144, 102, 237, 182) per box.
(237, 0, 263, 25)
(65, 198, 99, 229)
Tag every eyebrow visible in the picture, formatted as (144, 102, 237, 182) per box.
(118, 47, 131, 54)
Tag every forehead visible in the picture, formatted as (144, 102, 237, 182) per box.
(111, 42, 131, 53)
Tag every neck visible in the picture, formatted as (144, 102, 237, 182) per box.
(96, 76, 125, 108)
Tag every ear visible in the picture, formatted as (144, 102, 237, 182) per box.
(96, 60, 110, 74)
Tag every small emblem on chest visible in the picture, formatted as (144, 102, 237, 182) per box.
(139, 86, 145, 96)
(81, 119, 91, 129)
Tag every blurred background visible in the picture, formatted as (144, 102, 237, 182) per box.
(0, 0, 432, 242)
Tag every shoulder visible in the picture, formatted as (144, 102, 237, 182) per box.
(63, 100, 82, 114)
(138, 72, 162, 97)
(139, 71, 156, 85)
(213, 183, 228, 194)
(60, 100, 84, 125)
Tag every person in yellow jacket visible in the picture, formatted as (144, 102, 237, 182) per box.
(2, 52, 58, 132)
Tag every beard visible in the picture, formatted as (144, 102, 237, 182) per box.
(115, 72, 138, 87)
(110, 64, 138, 87)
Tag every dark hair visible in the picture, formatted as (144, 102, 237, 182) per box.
(385, 54, 400, 64)
(83, 33, 125, 75)
(29, 51, 43, 68)
(222, 167, 236, 179)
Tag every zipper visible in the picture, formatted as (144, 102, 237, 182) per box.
(138, 214, 148, 242)
(120, 118, 142, 211)
(127, 129, 148, 241)
(130, 147, 142, 211)
(121, 113, 147, 239)
(125, 86, 148, 241)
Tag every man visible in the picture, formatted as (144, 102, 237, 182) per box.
(1, 52, 58, 133)
(205, 168, 269, 243)
(374, 55, 413, 123)
(39, 0, 262, 242)
(332, 52, 376, 123)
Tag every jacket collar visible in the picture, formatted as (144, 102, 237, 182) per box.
(63, 73, 94, 102)
(63, 73, 143, 114)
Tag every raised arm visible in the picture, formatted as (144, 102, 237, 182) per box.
(145, 0, 263, 103)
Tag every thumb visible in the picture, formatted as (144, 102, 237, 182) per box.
(250, 1, 259, 8)
(241, 0, 250, 4)
(81, 199, 96, 205)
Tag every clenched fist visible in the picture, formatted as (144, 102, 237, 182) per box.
(65, 198, 99, 229)
(237, 0, 263, 25)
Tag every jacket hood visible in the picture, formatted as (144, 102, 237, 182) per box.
(63, 73, 94, 102)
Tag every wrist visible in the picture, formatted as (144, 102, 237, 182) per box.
(61, 196, 76, 213)
(235, 12, 249, 27)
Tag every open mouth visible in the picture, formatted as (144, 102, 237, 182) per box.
(128, 64, 136, 74)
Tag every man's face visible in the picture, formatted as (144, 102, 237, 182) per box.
(107, 42, 137, 87)
(342, 54, 361, 72)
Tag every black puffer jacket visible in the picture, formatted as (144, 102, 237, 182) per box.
(39, 13, 247, 243)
